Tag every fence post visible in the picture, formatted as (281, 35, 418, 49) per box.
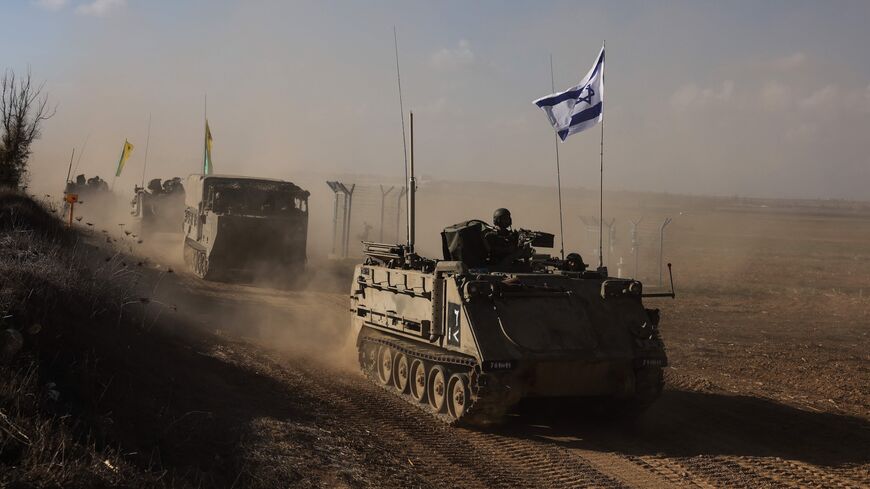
(379, 185, 394, 242)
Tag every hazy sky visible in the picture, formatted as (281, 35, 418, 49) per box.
(4, 0, 870, 199)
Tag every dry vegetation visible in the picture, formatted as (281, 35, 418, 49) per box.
(0, 190, 238, 488)
(0, 190, 156, 487)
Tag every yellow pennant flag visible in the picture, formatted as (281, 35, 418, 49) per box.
(203, 120, 214, 175)
(115, 139, 134, 177)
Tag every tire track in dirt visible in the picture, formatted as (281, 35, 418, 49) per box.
(246, 349, 510, 488)
(566, 449, 695, 489)
(626, 455, 717, 488)
(460, 431, 629, 489)
(678, 402, 868, 488)
(212, 335, 635, 488)
(296, 359, 627, 489)
(615, 389, 870, 489)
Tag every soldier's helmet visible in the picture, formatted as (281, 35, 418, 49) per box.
(565, 252, 587, 272)
(493, 208, 512, 229)
(147, 178, 163, 194)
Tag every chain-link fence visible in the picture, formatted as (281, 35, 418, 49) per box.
(326, 181, 407, 258)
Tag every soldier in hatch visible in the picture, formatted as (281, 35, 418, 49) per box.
(147, 178, 164, 195)
(563, 252, 588, 272)
(483, 208, 531, 267)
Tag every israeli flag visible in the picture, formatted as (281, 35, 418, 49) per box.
(534, 45, 604, 141)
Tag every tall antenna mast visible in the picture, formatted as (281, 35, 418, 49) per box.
(140, 113, 152, 187)
(394, 27, 409, 212)
(550, 54, 566, 261)
(407, 111, 416, 253)
(598, 40, 606, 270)
(71, 132, 90, 177)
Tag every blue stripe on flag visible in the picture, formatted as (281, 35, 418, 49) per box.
(557, 102, 603, 140)
(534, 52, 605, 108)
(536, 87, 587, 108)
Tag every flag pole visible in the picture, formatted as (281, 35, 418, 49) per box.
(550, 54, 566, 261)
(110, 140, 124, 192)
(203, 93, 207, 174)
(64, 147, 75, 190)
(140, 113, 152, 188)
(598, 40, 606, 270)
(110, 147, 117, 191)
(407, 111, 416, 253)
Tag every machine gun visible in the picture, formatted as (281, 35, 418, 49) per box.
(517, 229, 555, 249)
(363, 241, 407, 267)
(363, 241, 435, 271)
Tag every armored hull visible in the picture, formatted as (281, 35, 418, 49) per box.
(131, 189, 185, 234)
(182, 174, 310, 281)
(350, 259, 668, 425)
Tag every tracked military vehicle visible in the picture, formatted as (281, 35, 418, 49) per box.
(130, 177, 185, 234)
(352, 226, 670, 424)
(182, 174, 310, 281)
(350, 114, 671, 425)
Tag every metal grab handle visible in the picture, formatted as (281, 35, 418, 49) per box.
(643, 263, 676, 299)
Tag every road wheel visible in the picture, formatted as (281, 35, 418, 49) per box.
(183, 242, 195, 269)
(634, 366, 664, 407)
(607, 366, 664, 420)
(428, 365, 448, 413)
(359, 342, 377, 374)
(393, 353, 409, 393)
(410, 359, 427, 403)
(194, 250, 212, 280)
(376, 346, 393, 386)
(447, 374, 470, 419)
(193, 250, 204, 278)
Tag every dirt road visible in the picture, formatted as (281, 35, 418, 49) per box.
(128, 240, 869, 488)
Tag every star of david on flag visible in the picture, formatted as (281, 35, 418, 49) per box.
(534, 45, 604, 141)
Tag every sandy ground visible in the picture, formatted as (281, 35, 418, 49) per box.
(64, 188, 870, 488)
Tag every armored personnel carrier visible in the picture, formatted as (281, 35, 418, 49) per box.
(350, 113, 674, 424)
(130, 177, 185, 234)
(351, 225, 669, 424)
(63, 174, 115, 223)
(351, 114, 671, 424)
(182, 174, 310, 281)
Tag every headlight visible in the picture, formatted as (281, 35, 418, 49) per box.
(463, 280, 491, 300)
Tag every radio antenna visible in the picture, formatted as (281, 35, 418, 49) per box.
(70, 132, 90, 176)
(140, 113, 152, 187)
(394, 27, 409, 204)
(407, 111, 416, 253)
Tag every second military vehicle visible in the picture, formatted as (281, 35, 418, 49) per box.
(182, 174, 310, 281)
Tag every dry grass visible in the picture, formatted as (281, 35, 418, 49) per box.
(0, 190, 184, 488)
